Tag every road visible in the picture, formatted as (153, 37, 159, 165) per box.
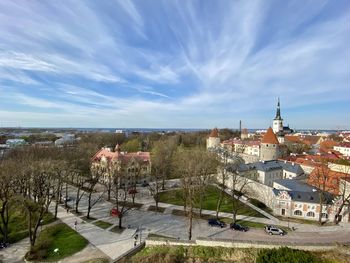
(64, 184, 350, 245)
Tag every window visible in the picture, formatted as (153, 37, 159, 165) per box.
(294, 210, 302, 216)
(306, 211, 315, 217)
(321, 213, 328, 219)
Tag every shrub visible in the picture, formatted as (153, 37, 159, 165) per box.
(256, 247, 320, 263)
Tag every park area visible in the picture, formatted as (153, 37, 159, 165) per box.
(25, 223, 88, 262)
(157, 185, 265, 218)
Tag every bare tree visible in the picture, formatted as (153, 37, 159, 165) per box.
(308, 161, 334, 225)
(172, 147, 207, 240)
(215, 151, 230, 219)
(195, 151, 218, 217)
(0, 160, 17, 243)
(148, 142, 182, 212)
(21, 160, 55, 248)
(331, 164, 350, 224)
(86, 167, 106, 219)
(110, 162, 131, 229)
(148, 166, 163, 212)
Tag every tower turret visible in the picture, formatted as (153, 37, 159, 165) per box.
(273, 98, 283, 134)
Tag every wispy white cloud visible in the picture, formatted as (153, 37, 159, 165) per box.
(0, 0, 349, 129)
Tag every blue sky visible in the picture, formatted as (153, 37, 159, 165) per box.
(0, 0, 349, 129)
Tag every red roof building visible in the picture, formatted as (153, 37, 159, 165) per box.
(209, 128, 219, 138)
(261, 127, 279, 144)
(91, 145, 151, 186)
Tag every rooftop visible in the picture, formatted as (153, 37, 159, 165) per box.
(273, 188, 334, 204)
(209, 128, 219, 138)
(239, 160, 303, 174)
(274, 179, 314, 192)
(261, 127, 279, 144)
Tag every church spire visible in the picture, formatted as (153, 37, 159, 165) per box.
(274, 98, 282, 120)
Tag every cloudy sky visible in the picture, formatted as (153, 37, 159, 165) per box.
(0, 0, 349, 129)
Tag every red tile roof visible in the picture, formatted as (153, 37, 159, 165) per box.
(285, 135, 302, 144)
(91, 147, 150, 165)
(308, 166, 349, 194)
(337, 142, 350, 148)
(320, 140, 337, 152)
(209, 128, 219, 138)
(261, 127, 279, 144)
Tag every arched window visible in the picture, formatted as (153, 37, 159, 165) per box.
(321, 213, 328, 219)
(306, 211, 315, 217)
(294, 210, 302, 216)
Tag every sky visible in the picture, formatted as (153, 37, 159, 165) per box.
(0, 0, 349, 130)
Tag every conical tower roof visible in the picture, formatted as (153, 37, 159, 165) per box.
(262, 127, 279, 144)
(209, 128, 219, 138)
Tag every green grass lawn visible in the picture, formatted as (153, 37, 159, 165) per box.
(147, 205, 166, 213)
(109, 225, 125, 234)
(157, 186, 265, 218)
(93, 220, 113, 229)
(81, 216, 97, 222)
(26, 223, 88, 262)
(0, 206, 56, 244)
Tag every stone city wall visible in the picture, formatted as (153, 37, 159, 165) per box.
(145, 237, 340, 251)
(217, 171, 276, 209)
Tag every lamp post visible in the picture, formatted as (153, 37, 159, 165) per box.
(139, 224, 142, 243)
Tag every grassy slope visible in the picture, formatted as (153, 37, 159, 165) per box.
(126, 245, 349, 263)
(27, 223, 88, 262)
(93, 220, 113, 229)
(157, 186, 265, 218)
(0, 206, 56, 243)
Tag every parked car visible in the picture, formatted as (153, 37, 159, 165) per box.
(208, 219, 226, 228)
(63, 196, 71, 202)
(0, 242, 9, 249)
(230, 223, 248, 232)
(141, 182, 149, 187)
(264, 225, 285, 236)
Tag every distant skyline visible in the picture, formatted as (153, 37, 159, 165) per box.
(0, 1, 349, 129)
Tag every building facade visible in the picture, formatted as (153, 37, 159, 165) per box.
(206, 128, 220, 149)
(91, 144, 151, 187)
(260, 127, 280, 161)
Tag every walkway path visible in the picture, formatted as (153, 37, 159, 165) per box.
(133, 187, 350, 233)
(50, 204, 137, 261)
(216, 184, 280, 221)
(0, 238, 29, 263)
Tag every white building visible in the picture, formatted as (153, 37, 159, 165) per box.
(334, 143, 350, 157)
(206, 128, 220, 149)
(238, 160, 304, 187)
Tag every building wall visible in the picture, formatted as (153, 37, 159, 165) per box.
(273, 119, 283, 133)
(218, 171, 276, 208)
(260, 143, 279, 161)
(218, 171, 350, 222)
(206, 137, 220, 149)
(92, 157, 151, 187)
(238, 153, 260, 164)
(328, 163, 350, 173)
(334, 146, 350, 157)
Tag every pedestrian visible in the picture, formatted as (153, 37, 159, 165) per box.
(74, 219, 77, 230)
(66, 207, 69, 213)
(134, 240, 137, 247)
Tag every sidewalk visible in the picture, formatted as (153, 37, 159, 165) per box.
(50, 204, 138, 261)
(134, 192, 350, 233)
